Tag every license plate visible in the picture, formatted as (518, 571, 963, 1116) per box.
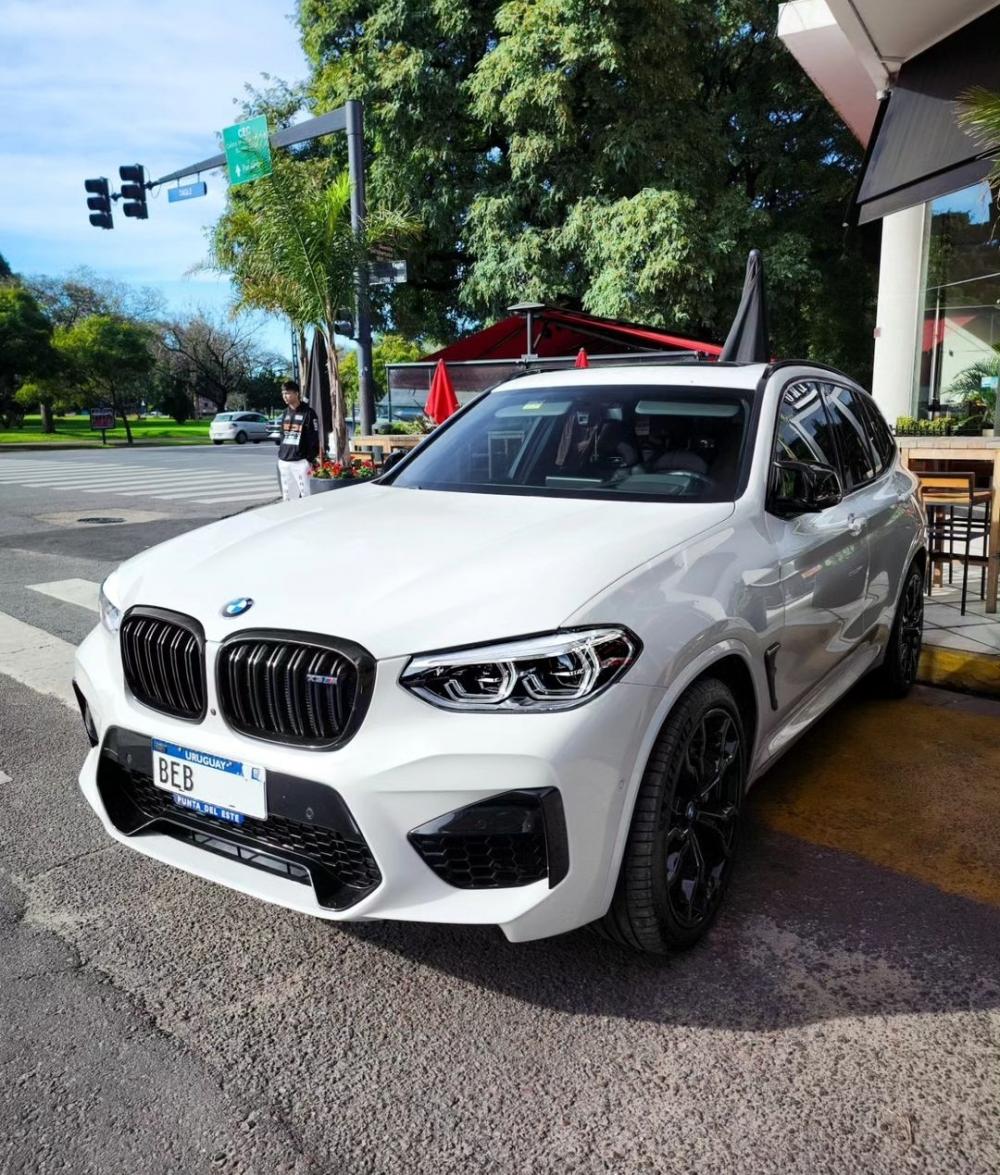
(151, 739, 267, 823)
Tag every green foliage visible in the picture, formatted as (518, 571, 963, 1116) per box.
(945, 349, 1000, 431)
(338, 333, 429, 410)
(299, 0, 875, 379)
(895, 415, 953, 437)
(209, 154, 418, 458)
(0, 253, 13, 282)
(55, 316, 155, 444)
(0, 285, 55, 427)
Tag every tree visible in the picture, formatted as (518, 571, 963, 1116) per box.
(0, 253, 13, 283)
(338, 334, 430, 421)
(298, 0, 876, 381)
(0, 285, 55, 428)
(55, 316, 155, 445)
(209, 155, 417, 461)
(159, 312, 274, 413)
(26, 268, 165, 329)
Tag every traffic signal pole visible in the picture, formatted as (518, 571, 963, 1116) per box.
(144, 103, 376, 431)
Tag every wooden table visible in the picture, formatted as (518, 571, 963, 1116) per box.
(897, 437, 1000, 613)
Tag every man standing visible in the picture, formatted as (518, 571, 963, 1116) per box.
(276, 380, 320, 500)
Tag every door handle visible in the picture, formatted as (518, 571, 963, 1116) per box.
(847, 513, 866, 537)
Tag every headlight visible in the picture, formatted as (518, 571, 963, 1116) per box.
(400, 628, 640, 713)
(98, 576, 122, 634)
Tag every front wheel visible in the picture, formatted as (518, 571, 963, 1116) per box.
(234, 430, 247, 445)
(596, 678, 745, 954)
(877, 562, 924, 697)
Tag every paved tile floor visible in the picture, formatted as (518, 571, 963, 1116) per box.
(923, 578, 1000, 655)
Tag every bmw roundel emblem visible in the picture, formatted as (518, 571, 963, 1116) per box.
(222, 597, 254, 618)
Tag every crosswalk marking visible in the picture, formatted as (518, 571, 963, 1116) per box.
(0, 610, 78, 709)
(0, 458, 278, 504)
(26, 579, 100, 612)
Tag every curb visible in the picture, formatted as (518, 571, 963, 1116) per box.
(918, 644, 1000, 699)
(0, 442, 209, 452)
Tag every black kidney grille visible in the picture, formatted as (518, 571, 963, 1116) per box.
(217, 638, 371, 747)
(120, 611, 205, 720)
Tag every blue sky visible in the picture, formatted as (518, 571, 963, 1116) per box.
(0, 0, 310, 358)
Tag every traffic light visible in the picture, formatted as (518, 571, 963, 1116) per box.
(84, 177, 113, 230)
(119, 164, 148, 219)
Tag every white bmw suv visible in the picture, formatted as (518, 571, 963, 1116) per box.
(75, 362, 925, 953)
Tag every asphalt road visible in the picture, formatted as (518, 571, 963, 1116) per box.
(1, 446, 998, 1175)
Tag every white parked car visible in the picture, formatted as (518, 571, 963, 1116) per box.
(75, 362, 925, 953)
(209, 411, 273, 445)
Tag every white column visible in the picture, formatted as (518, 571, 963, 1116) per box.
(871, 203, 930, 423)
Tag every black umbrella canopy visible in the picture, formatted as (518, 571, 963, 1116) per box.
(720, 249, 770, 364)
(306, 329, 331, 449)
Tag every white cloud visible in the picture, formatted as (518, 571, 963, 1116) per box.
(0, 0, 309, 353)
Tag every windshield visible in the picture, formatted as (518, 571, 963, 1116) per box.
(389, 384, 752, 502)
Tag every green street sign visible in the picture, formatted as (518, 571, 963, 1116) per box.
(221, 115, 272, 187)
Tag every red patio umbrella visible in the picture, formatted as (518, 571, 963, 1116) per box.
(425, 359, 460, 425)
(574, 348, 590, 368)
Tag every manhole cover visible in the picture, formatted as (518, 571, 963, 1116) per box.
(76, 517, 125, 525)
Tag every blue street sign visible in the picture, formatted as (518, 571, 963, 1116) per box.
(168, 182, 208, 203)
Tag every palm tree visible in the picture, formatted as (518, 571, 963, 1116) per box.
(210, 156, 417, 461)
(957, 88, 1000, 431)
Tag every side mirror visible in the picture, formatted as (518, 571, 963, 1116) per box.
(770, 460, 842, 518)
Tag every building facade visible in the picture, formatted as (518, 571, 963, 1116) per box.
(779, 1, 1000, 426)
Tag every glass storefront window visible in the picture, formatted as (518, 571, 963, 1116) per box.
(920, 182, 1000, 420)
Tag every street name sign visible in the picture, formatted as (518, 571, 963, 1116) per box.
(168, 182, 208, 203)
(370, 260, 408, 286)
(222, 116, 272, 187)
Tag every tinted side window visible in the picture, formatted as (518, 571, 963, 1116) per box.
(823, 384, 876, 490)
(860, 395, 896, 473)
(775, 381, 839, 469)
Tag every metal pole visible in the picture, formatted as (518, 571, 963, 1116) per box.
(346, 100, 375, 434)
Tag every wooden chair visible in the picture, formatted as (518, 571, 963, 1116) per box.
(917, 471, 993, 614)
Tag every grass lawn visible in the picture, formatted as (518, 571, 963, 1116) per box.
(0, 415, 212, 446)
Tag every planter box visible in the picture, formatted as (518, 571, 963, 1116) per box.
(309, 477, 365, 493)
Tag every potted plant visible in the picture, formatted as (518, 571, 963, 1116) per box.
(309, 455, 376, 492)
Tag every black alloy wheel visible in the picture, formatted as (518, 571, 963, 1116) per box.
(663, 705, 742, 931)
(879, 562, 924, 697)
(234, 430, 248, 444)
(597, 678, 746, 954)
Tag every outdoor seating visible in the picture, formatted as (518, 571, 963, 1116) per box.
(917, 471, 993, 614)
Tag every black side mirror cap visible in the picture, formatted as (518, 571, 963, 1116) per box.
(769, 460, 843, 518)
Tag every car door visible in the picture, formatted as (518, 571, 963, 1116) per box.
(764, 378, 871, 712)
(852, 388, 920, 630)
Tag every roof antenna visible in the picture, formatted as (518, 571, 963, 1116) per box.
(720, 249, 770, 363)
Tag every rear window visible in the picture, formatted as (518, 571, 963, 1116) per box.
(214, 413, 234, 422)
(389, 384, 752, 502)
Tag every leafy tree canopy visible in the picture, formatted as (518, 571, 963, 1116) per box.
(26, 268, 165, 329)
(298, 0, 876, 380)
(0, 285, 55, 427)
(55, 315, 155, 444)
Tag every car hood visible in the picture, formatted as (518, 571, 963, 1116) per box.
(114, 485, 734, 658)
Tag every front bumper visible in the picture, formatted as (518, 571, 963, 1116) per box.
(74, 625, 665, 942)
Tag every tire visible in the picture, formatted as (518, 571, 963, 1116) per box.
(596, 678, 746, 954)
(212, 439, 223, 445)
(234, 430, 248, 445)
(877, 562, 924, 698)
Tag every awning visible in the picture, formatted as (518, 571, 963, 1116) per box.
(422, 307, 721, 363)
(855, 6, 1000, 225)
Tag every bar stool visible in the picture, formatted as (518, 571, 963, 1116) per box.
(917, 471, 993, 615)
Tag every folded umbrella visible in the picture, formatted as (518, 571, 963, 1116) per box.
(575, 348, 590, 368)
(425, 359, 460, 425)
